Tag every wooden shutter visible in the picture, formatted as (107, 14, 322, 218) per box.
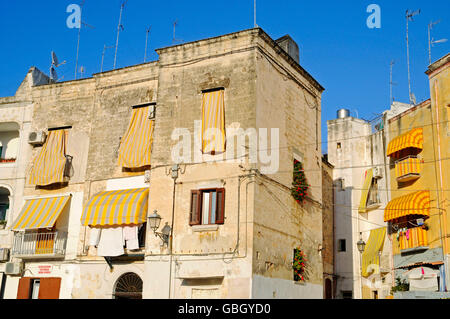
(190, 190, 201, 226)
(216, 188, 225, 224)
(38, 277, 61, 299)
(17, 277, 32, 299)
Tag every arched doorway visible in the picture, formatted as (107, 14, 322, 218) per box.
(325, 278, 333, 299)
(113, 272, 143, 299)
(0, 187, 10, 225)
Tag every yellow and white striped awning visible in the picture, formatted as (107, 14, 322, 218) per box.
(202, 89, 225, 154)
(362, 227, 386, 277)
(387, 128, 423, 157)
(29, 130, 68, 186)
(80, 188, 149, 227)
(118, 106, 154, 168)
(384, 190, 430, 222)
(358, 169, 374, 213)
(11, 196, 70, 230)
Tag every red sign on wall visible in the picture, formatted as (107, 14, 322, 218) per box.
(38, 265, 52, 274)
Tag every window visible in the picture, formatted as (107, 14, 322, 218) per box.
(190, 189, 225, 226)
(338, 239, 346, 252)
(337, 142, 342, 149)
(367, 178, 380, 206)
(30, 279, 40, 299)
(201, 88, 225, 154)
(113, 272, 143, 299)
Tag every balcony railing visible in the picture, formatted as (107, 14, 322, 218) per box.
(395, 156, 422, 182)
(12, 231, 67, 258)
(399, 227, 428, 252)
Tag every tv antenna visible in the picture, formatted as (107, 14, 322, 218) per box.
(144, 26, 151, 62)
(74, 1, 94, 80)
(389, 60, 397, 105)
(406, 9, 420, 105)
(254, 0, 256, 28)
(50, 51, 67, 82)
(113, 0, 128, 69)
(172, 20, 183, 44)
(101, 44, 115, 73)
(428, 20, 447, 65)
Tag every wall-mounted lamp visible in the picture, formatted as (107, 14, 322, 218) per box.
(357, 232, 366, 254)
(148, 210, 171, 245)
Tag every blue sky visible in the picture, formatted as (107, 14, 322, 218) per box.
(0, 0, 448, 153)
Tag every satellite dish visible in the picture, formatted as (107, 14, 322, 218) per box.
(410, 93, 417, 105)
(50, 66, 58, 82)
(51, 51, 59, 66)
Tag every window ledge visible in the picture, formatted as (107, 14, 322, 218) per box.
(192, 225, 219, 232)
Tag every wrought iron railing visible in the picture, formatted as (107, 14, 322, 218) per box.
(12, 231, 67, 257)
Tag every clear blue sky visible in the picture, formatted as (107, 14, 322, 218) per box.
(0, 1, 448, 153)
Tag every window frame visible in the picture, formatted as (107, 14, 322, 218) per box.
(338, 239, 346, 252)
(190, 188, 225, 226)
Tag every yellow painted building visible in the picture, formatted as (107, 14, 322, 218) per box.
(385, 53, 449, 293)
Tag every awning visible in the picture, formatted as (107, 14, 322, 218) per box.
(384, 190, 430, 222)
(81, 188, 149, 226)
(29, 130, 68, 186)
(362, 227, 386, 277)
(118, 106, 154, 168)
(387, 128, 423, 157)
(202, 89, 225, 154)
(11, 196, 70, 230)
(358, 169, 373, 213)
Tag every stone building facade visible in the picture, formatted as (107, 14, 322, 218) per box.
(0, 28, 325, 299)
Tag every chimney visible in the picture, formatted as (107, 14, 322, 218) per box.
(275, 35, 300, 64)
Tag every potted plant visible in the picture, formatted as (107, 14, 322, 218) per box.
(391, 277, 409, 294)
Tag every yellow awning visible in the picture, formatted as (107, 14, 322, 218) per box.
(362, 227, 386, 277)
(81, 188, 149, 226)
(29, 130, 68, 186)
(202, 89, 225, 154)
(358, 169, 373, 213)
(118, 106, 154, 168)
(384, 191, 430, 222)
(11, 196, 70, 230)
(387, 128, 423, 157)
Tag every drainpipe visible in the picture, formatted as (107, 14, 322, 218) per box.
(0, 272, 6, 299)
(431, 80, 448, 290)
(167, 164, 179, 299)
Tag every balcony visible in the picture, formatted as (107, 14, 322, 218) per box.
(12, 231, 67, 259)
(399, 227, 428, 253)
(395, 156, 422, 182)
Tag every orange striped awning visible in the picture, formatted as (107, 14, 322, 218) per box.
(202, 89, 225, 154)
(11, 196, 70, 230)
(29, 130, 68, 186)
(118, 106, 154, 169)
(387, 128, 423, 157)
(384, 190, 430, 222)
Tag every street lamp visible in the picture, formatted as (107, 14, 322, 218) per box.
(148, 210, 171, 245)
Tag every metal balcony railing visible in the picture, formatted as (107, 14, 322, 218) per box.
(395, 156, 422, 182)
(12, 231, 67, 258)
